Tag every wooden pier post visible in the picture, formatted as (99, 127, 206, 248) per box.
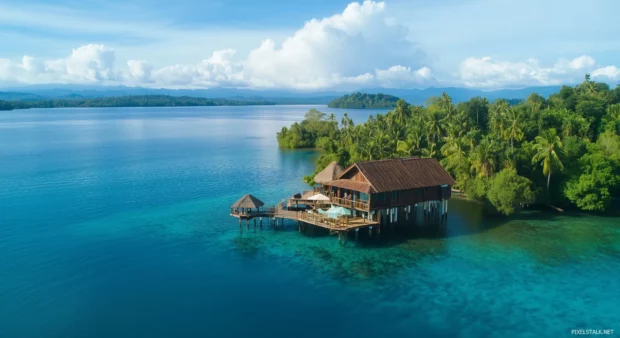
(369, 226, 373, 237)
(355, 228, 359, 242)
(438, 200, 442, 219)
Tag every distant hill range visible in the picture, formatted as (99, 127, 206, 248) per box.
(0, 84, 565, 106)
(0, 95, 276, 110)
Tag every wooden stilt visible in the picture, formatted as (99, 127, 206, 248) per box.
(369, 226, 373, 237)
(355, 228, 359, 242)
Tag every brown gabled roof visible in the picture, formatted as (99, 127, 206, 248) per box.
(337, 157, 455, 193)
(325, 179, 373, 194)
(313, 161, 344, 184)
(231, 194, 265, 209)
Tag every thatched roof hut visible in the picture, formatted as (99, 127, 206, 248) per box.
(313, 161, 344, 184)
(231, 194, 265, 209)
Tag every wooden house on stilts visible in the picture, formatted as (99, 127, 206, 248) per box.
(320, 157, 456, 224)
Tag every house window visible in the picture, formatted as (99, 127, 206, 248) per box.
(359, 193, 369, 201)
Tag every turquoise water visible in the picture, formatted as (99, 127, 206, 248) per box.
(1, 106, 618, 338)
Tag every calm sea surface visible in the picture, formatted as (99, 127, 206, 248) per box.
(1, 105, 619, 338)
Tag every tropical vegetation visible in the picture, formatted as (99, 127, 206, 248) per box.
(277, 75, 620, 215)
(328, 92, 401, 109)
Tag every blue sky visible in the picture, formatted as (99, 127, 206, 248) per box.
(1, 0, 619, 90)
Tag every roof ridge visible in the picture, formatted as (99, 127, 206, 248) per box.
(356, 157, 422, 165)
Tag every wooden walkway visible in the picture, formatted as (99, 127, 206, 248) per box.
(231, 201, 378, 232)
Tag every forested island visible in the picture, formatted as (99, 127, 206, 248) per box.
(0, 95, 275, 110)
(0, 100, 14, 110)
(327, 92, 400, 108)
(278, 75, 620, 215)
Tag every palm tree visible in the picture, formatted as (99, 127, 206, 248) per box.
(340, 113, 354, 146)
(562, 113, 590, 138)
(440, 92, 457, 125)
(440, 136, 469, 177)
(391, 99, 410, 126)
(396, 126, 421, 155)
(426, 110, 442, 144)
(396, 140, 413, 157)
(489, 100, 510, 137)
(532, 129, 564, 192)
(421, 142, 438, 158)
(603, 103, 620, 133)
(464, 128, 481, 150)
(471, 138, 499, 177)
(504, 107, 524, 152)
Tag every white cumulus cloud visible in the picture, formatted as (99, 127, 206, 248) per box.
(241, 1, 426, 89)
(375, 65, 434, 88)
(0, 44, 119, 85)
(0, 1, 433, 90)
(592, 66, 620, 80)
(458, 55, 618, 88)
(0, 1, 619, 90)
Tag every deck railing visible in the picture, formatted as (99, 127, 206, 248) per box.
(296, 211, 374, 230)
(297, 212, 348, 229)
(329, 197, 369, 211)
(231, 208, 277, 218)
(231, 209, 264, 217)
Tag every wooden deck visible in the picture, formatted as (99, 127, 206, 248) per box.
(231, 202, 378, 231)
(288, 190, 369, 212)
(328, 196, 369, 212)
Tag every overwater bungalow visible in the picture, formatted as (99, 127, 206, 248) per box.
(231, 157, 456, 242)
(230, 194, 265, 218)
